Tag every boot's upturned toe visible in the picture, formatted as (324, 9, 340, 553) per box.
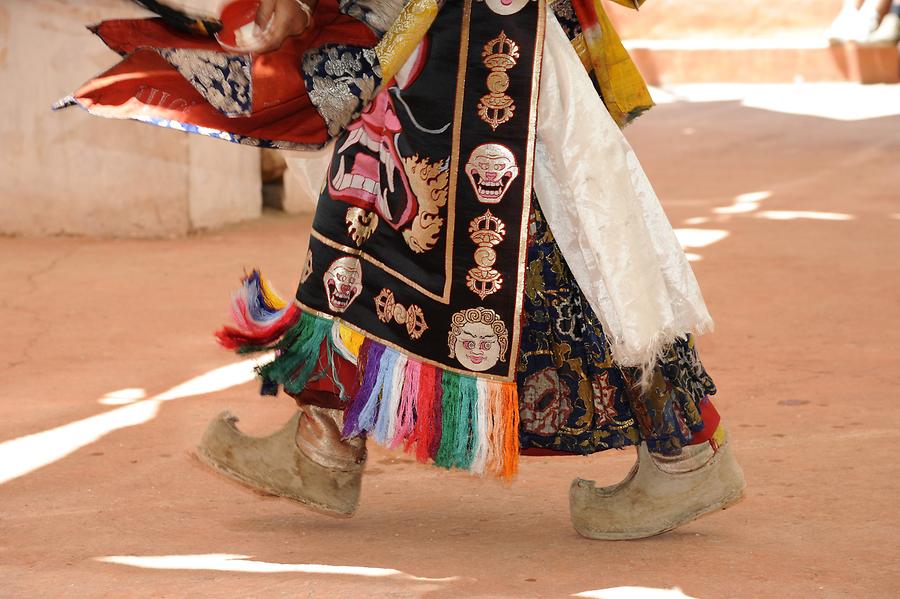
(570, 435, 746, 540)
(196, 409, 365, 517)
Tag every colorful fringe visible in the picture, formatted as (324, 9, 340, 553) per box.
(216, 271, 302, 352)
(342, 343, 520, 478)
(217, 271, 521, 479)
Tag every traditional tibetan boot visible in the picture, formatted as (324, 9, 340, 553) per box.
(569, 433, 746, 540)
(196, 404, 367, 517)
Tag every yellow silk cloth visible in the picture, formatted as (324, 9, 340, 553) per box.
(575, 0, 654, 126)
(375, 0, 440, 85)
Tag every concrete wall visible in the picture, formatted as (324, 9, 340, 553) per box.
(0, 1, 261, 238)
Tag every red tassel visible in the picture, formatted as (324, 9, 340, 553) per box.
(409, 363, 442, 462)
(215, 303, 301, 350)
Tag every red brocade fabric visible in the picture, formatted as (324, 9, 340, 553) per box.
(70, 1, 377, 147)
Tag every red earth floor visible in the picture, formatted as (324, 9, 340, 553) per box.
(2, 96, 899, 598)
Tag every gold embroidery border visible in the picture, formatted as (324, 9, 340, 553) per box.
(441, 0, 473, 300)
(506, 0, 546, 382)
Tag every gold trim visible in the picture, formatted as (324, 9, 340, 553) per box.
(297, 299, 515, 383)
(507, 0, 546, 382)
(442, 0, 473, 300)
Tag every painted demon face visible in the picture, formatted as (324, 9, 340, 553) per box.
(465, 143, 519, 204)
(323, 256, 363, 313)
(328, 91, 416, 230)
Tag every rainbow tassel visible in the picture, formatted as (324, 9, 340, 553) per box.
(216, 270, 301, 351)
(340, 341, 521, 478)
(390, 359, 420, 449)
(411, 363, 443, 462)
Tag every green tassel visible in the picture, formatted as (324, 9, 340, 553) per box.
(257, 312, 333, 395)
(456, 375, 479, 470)
(435, 372, 478, 470)
(435, 373, 459, 468)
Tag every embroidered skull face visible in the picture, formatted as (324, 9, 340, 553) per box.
(484, 0, 530, 15)
(465, 143, 519, 204)
(453, 321, 502, 371)
(323, 257, 363, 313)
(448, 308, 509, 373)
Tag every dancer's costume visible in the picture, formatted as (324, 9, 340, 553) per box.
(61, 0, 745, 536)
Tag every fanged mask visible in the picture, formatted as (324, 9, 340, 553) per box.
(328, 91, 416, 230)
(323, 256, 363, 313)
(465, 143, 519, 204)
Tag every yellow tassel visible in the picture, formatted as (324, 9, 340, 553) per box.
(259, 275, 288, 310)
(338, 324, 365, 358)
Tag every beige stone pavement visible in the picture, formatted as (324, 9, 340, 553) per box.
(1, 89, 899, 598)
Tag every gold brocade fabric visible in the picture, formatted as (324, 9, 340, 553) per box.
(518, 197, 717, 455)
(374, 0, 440, 85)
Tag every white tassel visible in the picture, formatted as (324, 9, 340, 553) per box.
(470, 379, 491, 475)
(380, 353, 407, 444)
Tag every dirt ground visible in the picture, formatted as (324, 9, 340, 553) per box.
(2, 91, 899, 598)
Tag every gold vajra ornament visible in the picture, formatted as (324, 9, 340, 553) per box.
(375, 288, 429, 340)
(478, 31, 520, 131)
(466, 210, 506, 300)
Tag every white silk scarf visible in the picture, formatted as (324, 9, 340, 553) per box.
(533, 12, 714, 373)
